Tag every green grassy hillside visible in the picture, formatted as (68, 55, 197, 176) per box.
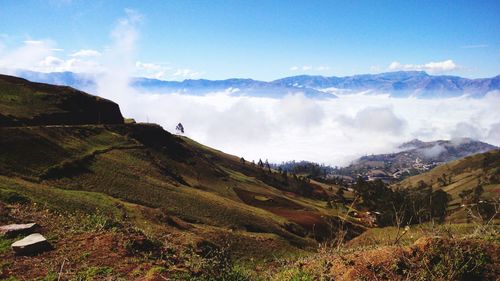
(0, 74, 123, 125)
(393, 149, 500, 222)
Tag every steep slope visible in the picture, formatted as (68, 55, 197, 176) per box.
(0, 74, 123, 126)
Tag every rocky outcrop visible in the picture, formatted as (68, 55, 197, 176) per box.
(0, 223, 39, 238)
(11, 233, 52, 255)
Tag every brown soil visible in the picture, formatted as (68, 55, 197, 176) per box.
(234, 188, 305, 210)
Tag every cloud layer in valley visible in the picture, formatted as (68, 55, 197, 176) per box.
(109, 89, 500, 166)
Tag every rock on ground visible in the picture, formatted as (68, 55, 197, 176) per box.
(11, 233, 52, 255)
(0, 223, 39, 238)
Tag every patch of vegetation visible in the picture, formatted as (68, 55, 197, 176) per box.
(271, 268, 315, 281)
(75, 266, 113, 281)
(0, 237, 15, 255)
(0, 190, 30, 204)
(412, 239, 492, 281)
(37, 271, 58, 281)
(175, 244, 251, 281)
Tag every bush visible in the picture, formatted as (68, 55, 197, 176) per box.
(410, 239, 493, 281)
(177, 242, 250, 281)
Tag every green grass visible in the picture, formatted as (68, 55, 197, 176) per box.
(0, 126, 137, 179)
(75, 266, 113, 281)
(0, 237, 14, 255)
(348, 223, 481, 248)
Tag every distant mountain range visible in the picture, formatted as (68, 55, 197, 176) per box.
(332, 138, 498, 182)
(13, 70, 500, 98)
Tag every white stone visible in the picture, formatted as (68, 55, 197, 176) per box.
(11, 233, 51, 255)
(0, 223, 38, 237)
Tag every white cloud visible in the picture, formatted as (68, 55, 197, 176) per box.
(95, 9, 142, 107)
(172, 68, 202, 79)
(108, 89, 499, 166)
(487, 123, 500, 142)
(135, 61, 201, 80)
(135, 61, 172, 80)
(0, 39, 55, 73)
(450, 122, 484, 140)
(316, 66, 331, 71)
(388, 59, 458, 73)
(418, 144, 447, 159)
(461, 44, 488, 49)
(339, 106, 407, 134)
(70, 49, 101, 57)
(275, 94, 325, 128)
(0, 39, 103, 73)
(289, 65, 331, 72)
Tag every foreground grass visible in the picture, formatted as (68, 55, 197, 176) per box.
(264, 222, 499, 281)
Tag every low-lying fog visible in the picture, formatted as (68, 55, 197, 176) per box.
(111, 89, 500, 166)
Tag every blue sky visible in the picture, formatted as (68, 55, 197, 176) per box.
(0, 0, 499, 80)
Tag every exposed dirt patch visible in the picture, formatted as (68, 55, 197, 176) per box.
(1, 231, 153, 279)
(267, 208, 332, 241)
(234, 187, 304, 210)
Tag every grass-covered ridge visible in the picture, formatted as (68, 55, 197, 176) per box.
(0, 74, 123, 125)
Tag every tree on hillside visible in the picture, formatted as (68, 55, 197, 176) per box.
(258, 159, 264, 169)
(335, 188, 345, 204)
(176, 123, 185, 134)
(431, 189, 451, 223)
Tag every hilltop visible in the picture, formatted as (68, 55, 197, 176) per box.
(0, 74, 123, 126)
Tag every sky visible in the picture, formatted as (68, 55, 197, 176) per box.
(1, 0, 499, 81)
(0, 0, 499, 165)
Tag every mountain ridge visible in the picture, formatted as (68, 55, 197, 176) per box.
(12, 70, 500, 98)
(332, 138, 497, 182)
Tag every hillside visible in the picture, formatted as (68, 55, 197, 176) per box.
(264, 152, 500, 280)
(332, 138, 497, 182)
(0, 75, 362, 279)
(0, 74, 123, 126)
(393, 149, 500, 222)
